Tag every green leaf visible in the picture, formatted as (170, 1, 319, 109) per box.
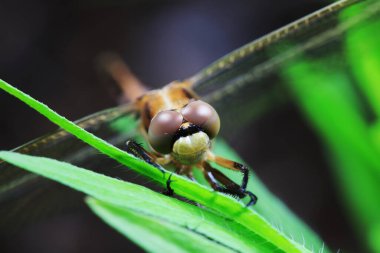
(0, 151, 278, 253)
(87, 198, 233, 253)
(87, 198, 271, 253)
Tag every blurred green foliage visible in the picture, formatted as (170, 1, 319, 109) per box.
(283, 1, 380, 252)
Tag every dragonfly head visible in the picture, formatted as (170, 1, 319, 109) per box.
(147, 100, 220, 164)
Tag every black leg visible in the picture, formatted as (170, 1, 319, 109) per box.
(203, 162, 258, 206)
(234, 162, 249, 191)
(125, 139, 165, 174)
(162, 173, 174, 196)
(213, 156, 250, 192)
(245, 191, 258, 207)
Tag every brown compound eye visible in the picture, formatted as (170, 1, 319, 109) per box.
(181, 100, 220, 139)
(148, 110, 183, 154)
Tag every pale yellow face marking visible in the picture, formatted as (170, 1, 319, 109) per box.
(172, 132, 210, 165)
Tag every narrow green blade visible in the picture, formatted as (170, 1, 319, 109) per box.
(0, 151, 280, 253)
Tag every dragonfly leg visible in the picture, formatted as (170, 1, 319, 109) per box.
(208, 153, 250, 191)
(203, 160, 257, 206)
(125, 140, 165, 173)
(126, 140, 177, 195)
(162, 173, 174, 196)
(202, 161, 241, 195)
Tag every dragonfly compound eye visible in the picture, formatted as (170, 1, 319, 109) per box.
(181, 100, 220, 139)
(148, 110, 183, 154)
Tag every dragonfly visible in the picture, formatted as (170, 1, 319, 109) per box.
(101, 53, 257, 206)
(0, 0, 369, 231)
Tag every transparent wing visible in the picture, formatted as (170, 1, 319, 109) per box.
(190, 0, 363, 133)
(0, 104, 141, 232)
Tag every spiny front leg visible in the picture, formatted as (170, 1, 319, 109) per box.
(163, 173, 174, 196)
(126, 140, 175, 195)
(125, 140, 165, 172)
(202, 161, 257, 206)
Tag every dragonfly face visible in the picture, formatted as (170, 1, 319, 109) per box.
(123, 76, 256, 205)
(136, 81, 220, 165)
(148, 106, 213, 165)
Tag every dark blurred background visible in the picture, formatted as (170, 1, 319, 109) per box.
(0, 0, 361, 252)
